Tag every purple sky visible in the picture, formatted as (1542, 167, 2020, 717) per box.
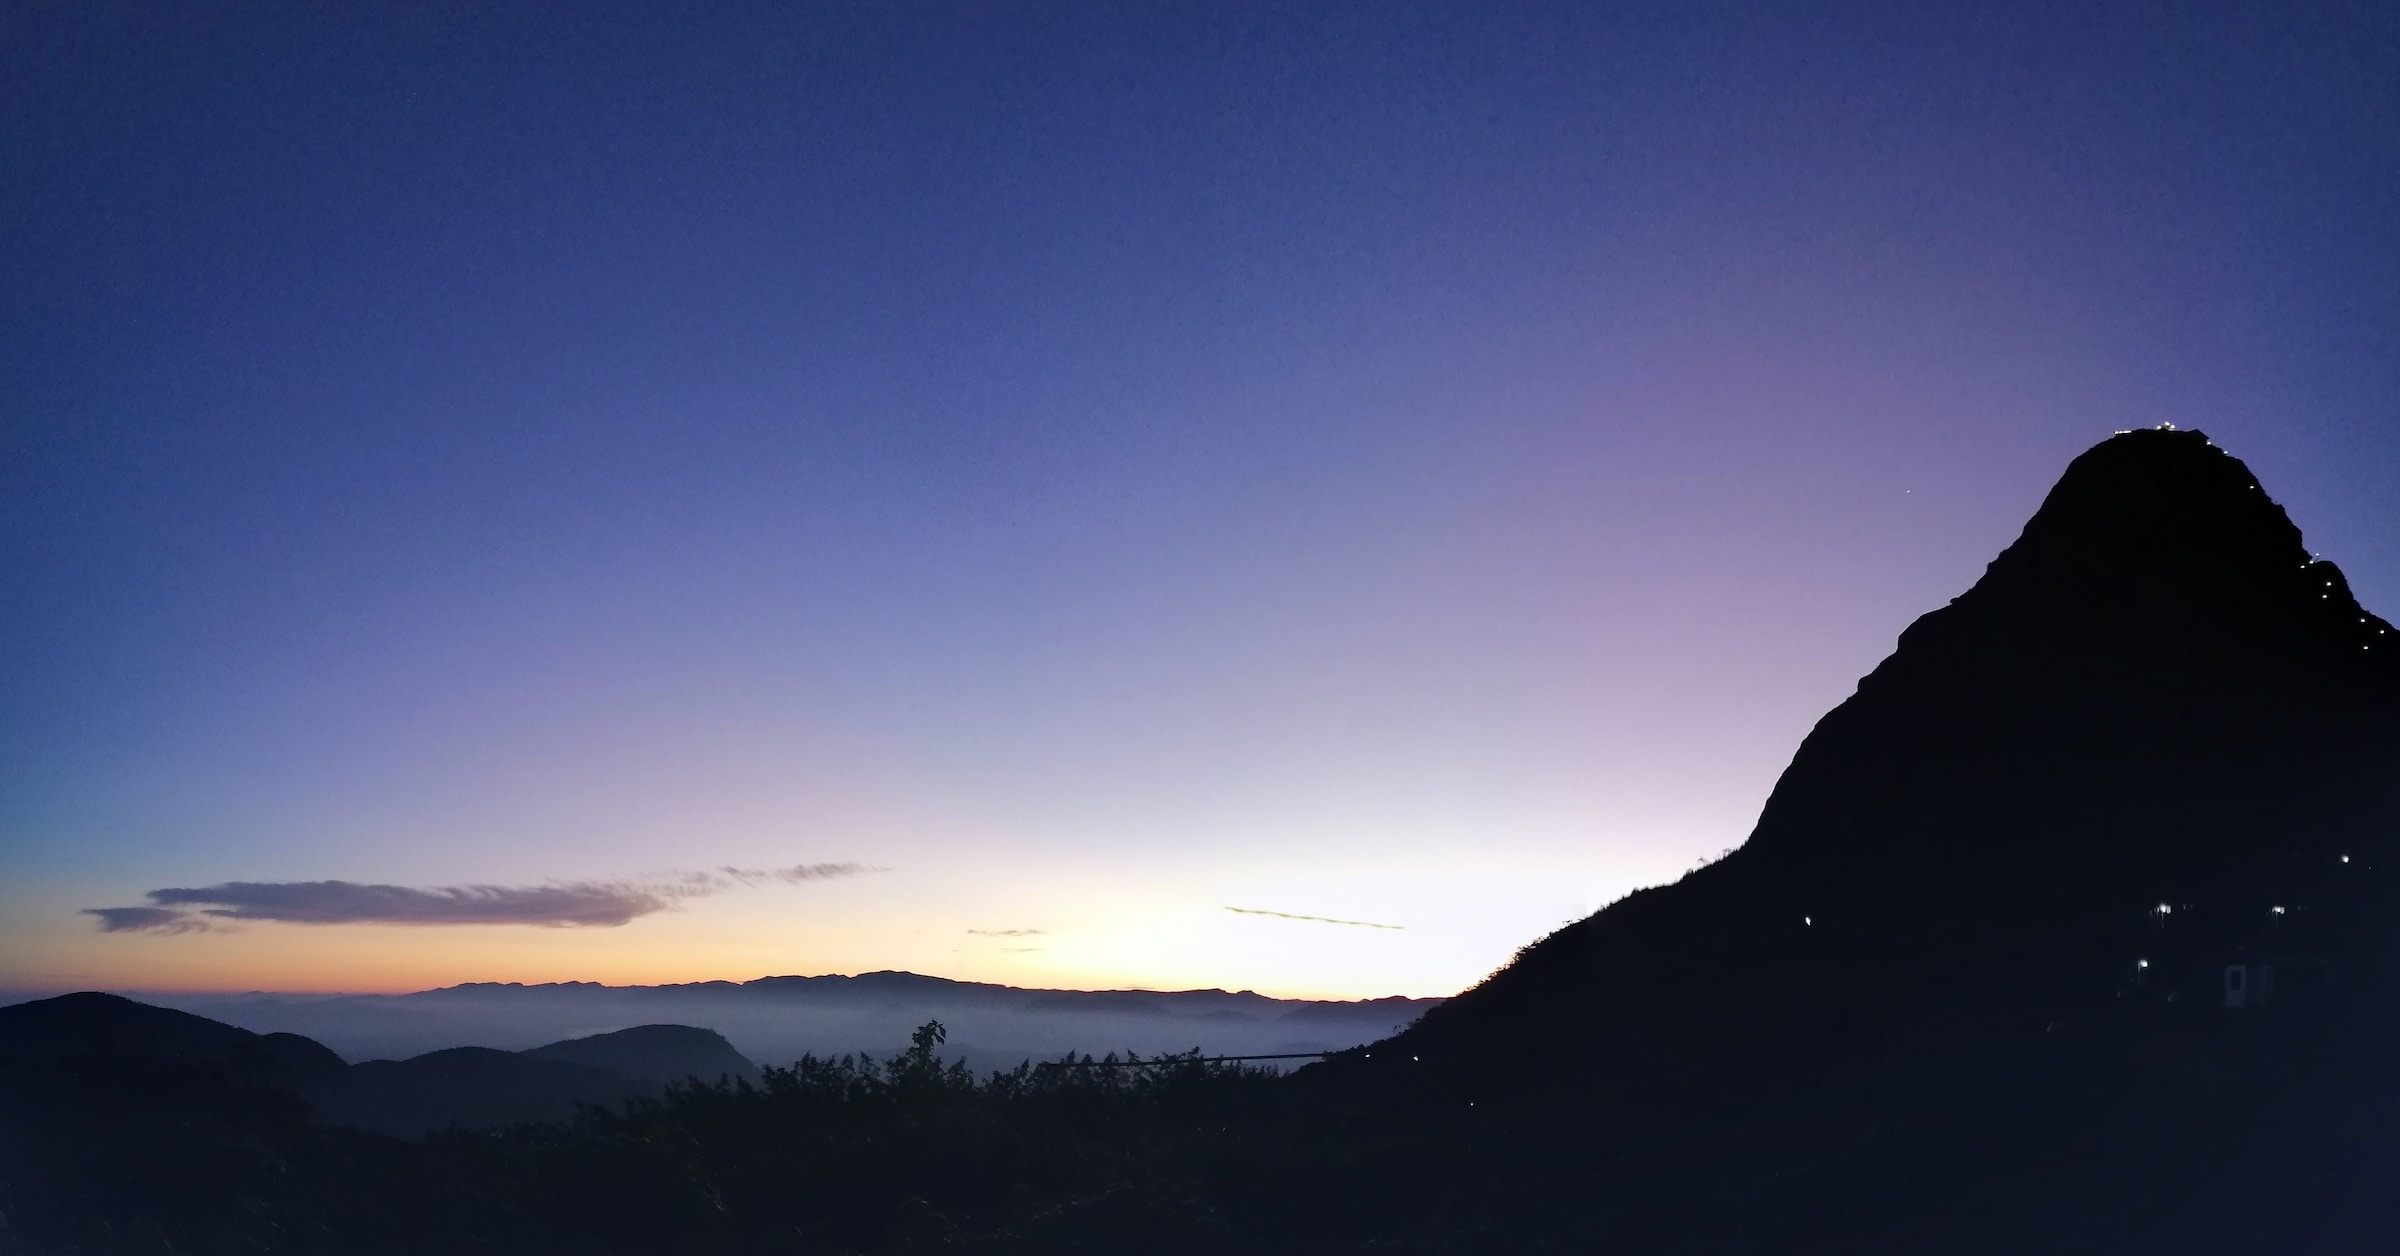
(6, 2, 2396, 997)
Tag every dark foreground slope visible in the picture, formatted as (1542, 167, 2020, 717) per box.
(0, 995, 343, 1251)
(1318, 428, 2400, 1250)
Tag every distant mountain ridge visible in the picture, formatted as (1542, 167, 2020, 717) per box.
(428, 969, 1428, 1013)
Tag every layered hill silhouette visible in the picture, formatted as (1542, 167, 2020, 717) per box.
(142, 971, 1439, 1070)
(311, 1022, 761, 1136)
(0, 992, 759, 1136)
(1, 971, 1438, 1144)
(1318, 428, 2400, 1250)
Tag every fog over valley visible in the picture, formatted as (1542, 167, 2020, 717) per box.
(25, 973, 1441, 1073)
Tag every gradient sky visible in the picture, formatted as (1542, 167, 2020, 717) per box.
(5, 1, 2397, 999)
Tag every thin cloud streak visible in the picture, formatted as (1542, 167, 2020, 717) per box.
(966, 928, 1046, 937)
(84, 864, 881, 935)
(703, 863, 878, 889)
(1223, 906, 1405, 930)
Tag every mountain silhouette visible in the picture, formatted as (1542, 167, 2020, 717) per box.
(302, 1046, 645, 1136)
(1385, 428, 2400, 1066)
(0, 992, 764, 1137)
(1309, 429, 2400, 1251)
(299, 1021, 765, 1135)
(0, 991, 344, 1089)
(521, 1023, 762, 1086)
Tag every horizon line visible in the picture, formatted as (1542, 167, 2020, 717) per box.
(0, 968, 1459, 1006)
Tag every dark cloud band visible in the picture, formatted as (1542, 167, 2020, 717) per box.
(84, 906, 221, 935)
(85, 863, 878, 935)
(147, 880, 670, 927)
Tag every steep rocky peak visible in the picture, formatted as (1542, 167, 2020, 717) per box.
(1946, 428, 2379, 635)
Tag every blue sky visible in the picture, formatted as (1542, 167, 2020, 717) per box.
(5, 1, 2395, 996)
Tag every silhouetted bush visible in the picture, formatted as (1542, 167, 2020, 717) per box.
(6, 1022, 1363, 1255)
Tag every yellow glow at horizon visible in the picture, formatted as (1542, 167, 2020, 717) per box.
(4, 856, 1658, 1001)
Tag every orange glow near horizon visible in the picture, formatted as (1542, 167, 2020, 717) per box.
(4, 852, 1682, 1002)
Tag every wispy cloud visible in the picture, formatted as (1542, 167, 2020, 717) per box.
(700, 863, 876, 888)
(966, 928, 1046, 937)
(1223, 905, 1404, 930)
(85, 863, 881, 935)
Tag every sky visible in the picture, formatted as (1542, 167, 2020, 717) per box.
(4, 1, 2397, 1000)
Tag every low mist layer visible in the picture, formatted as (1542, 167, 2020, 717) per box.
(99, 972, 1441, 1073)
